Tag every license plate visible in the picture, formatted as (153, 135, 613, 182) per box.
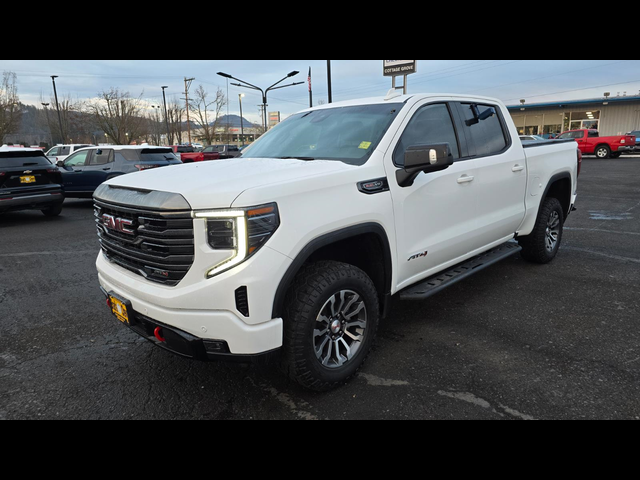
(20, 176, 36, 184)
(109, 295, 130, 324)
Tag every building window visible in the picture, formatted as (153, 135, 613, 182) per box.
(567, 110, 600, 131)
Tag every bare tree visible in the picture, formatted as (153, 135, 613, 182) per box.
(0, 71, 21, 144)
(190, 85, 226, 146)
(167, 99, 184, 145)
(86, 88, 146, 144)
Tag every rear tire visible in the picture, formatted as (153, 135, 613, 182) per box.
(595, 145, 611, 159)
(281, 260, 379, 391)
(518, 197, 564, 264)
(42, 203, 63, 217)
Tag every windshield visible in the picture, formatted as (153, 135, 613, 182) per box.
(241, 103, 403, 165)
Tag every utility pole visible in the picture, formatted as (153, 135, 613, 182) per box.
(161, 86, 170, 145)
(183, 77, 195, 145)
(51, 75, 65, 143)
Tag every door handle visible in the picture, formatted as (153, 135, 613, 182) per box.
(512, 164, 525, 172)
(457, 175, 474, 184)
(102, 168, 111, 171)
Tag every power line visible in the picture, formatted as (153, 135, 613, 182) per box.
(503, 78, 640, 103)
(469, 60, 630, 94)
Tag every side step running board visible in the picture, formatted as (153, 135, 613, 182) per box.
(399, 241, 522, 301)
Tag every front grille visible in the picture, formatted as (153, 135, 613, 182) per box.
(95, 199, 194, 286)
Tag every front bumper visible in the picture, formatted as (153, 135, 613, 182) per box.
(96, 241, 290, 356)
(99, 286, 280, 362)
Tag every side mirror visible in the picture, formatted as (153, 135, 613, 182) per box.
(396, 143, 454, 187)
(56, 159, 64, 167)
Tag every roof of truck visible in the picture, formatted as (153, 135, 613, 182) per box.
(301, 92, 505, 112)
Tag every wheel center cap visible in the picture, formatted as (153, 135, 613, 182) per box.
(330, 319, 342, 334)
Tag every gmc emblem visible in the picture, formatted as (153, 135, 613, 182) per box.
(102, 214, 135, 235)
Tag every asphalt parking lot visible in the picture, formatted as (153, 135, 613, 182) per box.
(1, 155, 639, 420)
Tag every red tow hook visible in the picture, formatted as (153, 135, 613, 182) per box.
(153, 327, 166, 343)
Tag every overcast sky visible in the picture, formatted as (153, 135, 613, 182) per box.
(3, 60, 640, 124)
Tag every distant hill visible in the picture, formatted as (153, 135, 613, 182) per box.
(212, 114, 257, 129)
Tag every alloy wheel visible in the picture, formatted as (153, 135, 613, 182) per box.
(314, 289, 367, 369)
(545, 210, 560, 252)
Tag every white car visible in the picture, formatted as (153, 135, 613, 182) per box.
(94, 92, 580, 391)
(45, 144, 94, 164)
(519, 135, 546, 142)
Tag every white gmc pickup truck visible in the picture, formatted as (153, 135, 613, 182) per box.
(94, 93, 580, 391)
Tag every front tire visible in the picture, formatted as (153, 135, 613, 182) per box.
(281, 260, 379, 391)
(518, 197, 564, 264)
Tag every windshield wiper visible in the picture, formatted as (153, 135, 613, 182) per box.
(278, 156, 316, 161)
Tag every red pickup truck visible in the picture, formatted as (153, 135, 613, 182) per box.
(557, 129, 635, 159)
(170, 145, 220, 163)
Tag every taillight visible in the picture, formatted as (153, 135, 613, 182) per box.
(577, 149, 582, 177)
(134, 164, 160, 171)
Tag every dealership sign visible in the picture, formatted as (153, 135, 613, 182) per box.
(383, 60, 417, 77)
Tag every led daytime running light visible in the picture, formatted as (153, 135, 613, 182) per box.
(205, 215, 247, 278)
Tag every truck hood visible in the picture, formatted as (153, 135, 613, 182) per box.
(105, 157, 353, 210)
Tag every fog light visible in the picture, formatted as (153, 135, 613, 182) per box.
(203, 340, 230, 354)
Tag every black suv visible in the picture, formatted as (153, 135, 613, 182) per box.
(0, 147, 65, 216)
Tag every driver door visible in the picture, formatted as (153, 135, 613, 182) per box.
(59, 149, 92, 194)
(385, 100, 482, 291)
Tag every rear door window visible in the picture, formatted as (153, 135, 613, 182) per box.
(88, 149, 114, 165)
(456, 103, 509, 157)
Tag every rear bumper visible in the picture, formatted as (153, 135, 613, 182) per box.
(0, 189, 64, 212)
(615, 145, 634, 153)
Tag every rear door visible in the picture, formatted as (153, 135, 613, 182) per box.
(81, 148, 114, 191)
(452, 101, 526, 247)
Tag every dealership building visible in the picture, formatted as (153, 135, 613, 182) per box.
(507, 94, 640, 137)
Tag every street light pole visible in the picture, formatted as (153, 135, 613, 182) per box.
(217, 71, 303, 134)
(51, 75, 65, 143)
(161, 86, 170, 146)
(41, 102, 53, 145)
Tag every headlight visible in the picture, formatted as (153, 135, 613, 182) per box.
(194, 203, 280, 278)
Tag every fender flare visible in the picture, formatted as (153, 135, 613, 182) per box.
(540, 171, 572, 217)
(271, 222, 393, 319)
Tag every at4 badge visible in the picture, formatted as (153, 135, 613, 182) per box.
(408, 250, 428, 261)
